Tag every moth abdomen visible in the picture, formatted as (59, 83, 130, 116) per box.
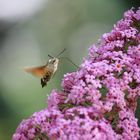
(41, 74, 51, 88)
(41, 78, 47, 88)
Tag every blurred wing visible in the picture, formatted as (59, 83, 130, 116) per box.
(24, 65, 46, 78)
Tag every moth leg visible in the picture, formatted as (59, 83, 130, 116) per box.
(51, 72, 56, 79)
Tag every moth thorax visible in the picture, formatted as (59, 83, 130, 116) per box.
(48, 58, 59, 73)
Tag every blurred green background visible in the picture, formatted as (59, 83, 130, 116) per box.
(0, 0, 139, 139)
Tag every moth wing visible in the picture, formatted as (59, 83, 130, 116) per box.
(24, 65, 46, 78)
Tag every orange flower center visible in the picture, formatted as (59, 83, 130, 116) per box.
(116, 64, 121, 68)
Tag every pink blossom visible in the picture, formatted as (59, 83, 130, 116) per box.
(12, 8, 140, 140)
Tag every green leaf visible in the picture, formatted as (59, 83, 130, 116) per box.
(99, 85, 108, 97)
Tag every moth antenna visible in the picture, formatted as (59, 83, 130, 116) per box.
(56, 48, 66, 57)
(60, 57, 79, 68)
(48, 54, 54, 58)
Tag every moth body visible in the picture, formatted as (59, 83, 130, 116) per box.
(24, 57, 59, 88)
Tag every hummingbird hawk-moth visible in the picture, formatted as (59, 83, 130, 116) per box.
(24, 49, 66, 88)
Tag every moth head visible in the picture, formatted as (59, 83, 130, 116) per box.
(47, 57, 59, 68)
(48, 57, 59, 65)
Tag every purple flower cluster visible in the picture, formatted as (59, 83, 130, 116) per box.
(12, 8, 140, 140)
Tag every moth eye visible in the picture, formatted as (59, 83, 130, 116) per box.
(53, 59, 56, 63)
